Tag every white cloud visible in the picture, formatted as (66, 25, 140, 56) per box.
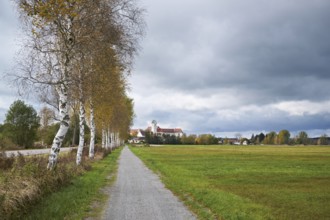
(272, 100, 330, 116)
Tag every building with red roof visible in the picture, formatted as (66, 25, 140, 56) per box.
(130, 120, 184, 143)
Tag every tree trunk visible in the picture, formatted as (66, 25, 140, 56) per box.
(108, 129, 112, 153)
(116, 132, 120, 148)
(110, 132, 114, 149)
(105, 129, 109, 149)
(71, 114, 77, 146)
(47, 84, 70, 170)
(76, 100, 85, 165)
(102, 128, 106, 148)
(89, 100, 95, 159)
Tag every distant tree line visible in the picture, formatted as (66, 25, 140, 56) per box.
(135, 129, 329, 146)
(140, 131, 219, 145)
(234, 130, 328, 145)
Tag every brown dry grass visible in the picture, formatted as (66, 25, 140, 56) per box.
(0, 146, 111, 219)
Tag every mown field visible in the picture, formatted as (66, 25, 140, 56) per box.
(130, 145, 330, 220)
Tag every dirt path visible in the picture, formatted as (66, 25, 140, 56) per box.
(102, 146, 196, 220)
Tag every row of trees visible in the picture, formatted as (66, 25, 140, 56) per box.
(11, 0, 145, 169)
(245, 130, 328, 145)
(142, 132, 219, 145)
(139, 130, 329, 146)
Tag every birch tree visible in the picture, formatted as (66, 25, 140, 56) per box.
(13, 0, 144, 168)
(73, 0, 144, 162)
(14, 0, 82, 169)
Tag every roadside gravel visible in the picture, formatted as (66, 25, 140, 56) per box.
(4, 147, 75, 157)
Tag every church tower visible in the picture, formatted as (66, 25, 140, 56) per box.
(151, 120, 157, 134)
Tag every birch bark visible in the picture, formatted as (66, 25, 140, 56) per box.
(46, 8, 75, 169)
(89, 100, 95, 159)
(47, 84, 70, 169)
(110, 132, 115, 149)
(115, 132, 120, 148)
(76, 74, 86, 165)
(108, 129, 112, 153)
(105, 129, 109, 149)
(102, 128, 106, 148)
(76, 99, 85, 165)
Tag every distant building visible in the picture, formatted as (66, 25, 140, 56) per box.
(129, 120, 184, 143)
(146, 120, 184, 137)
(129, 129, 146, 143)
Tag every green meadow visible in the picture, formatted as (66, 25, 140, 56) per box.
(130, 145, 330, 220)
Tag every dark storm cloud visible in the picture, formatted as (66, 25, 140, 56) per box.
(137, 0, 330, 104)
(131, 0, 330, 136)
(216, 112, 330, 133)
(145, 107, 330, 135)
(1, 0, 329, 136)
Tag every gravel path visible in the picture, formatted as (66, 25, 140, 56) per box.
(102, 146, 196, 220)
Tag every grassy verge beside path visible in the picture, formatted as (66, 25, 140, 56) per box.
(130, 145, 330, 220)
(24, 147, 122, 220)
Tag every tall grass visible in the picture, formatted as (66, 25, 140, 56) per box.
(24, 146, 122, 220)
(131, 145, 330, 220)
(0, 146, 113, 219)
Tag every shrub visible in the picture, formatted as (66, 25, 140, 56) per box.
(0, 134, 16, 150)
(0, 152, 15, 170)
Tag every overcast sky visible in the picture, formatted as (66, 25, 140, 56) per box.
(1, 0, 330, 138)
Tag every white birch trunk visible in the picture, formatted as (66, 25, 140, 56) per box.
(76, 100, 85, 165)
(102, 129, 106, 148)
(110, 132, 115, 149)
(115, 132, 118, 148)
(108, 129, 112, 153)
(89, 100, 95, 159)
(114, 132, 116, 148)
(47, 84, 70, 169)
(114, 132, 117, 148)
(116, 132, 120, 148)
(105, 129, 109, 149)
